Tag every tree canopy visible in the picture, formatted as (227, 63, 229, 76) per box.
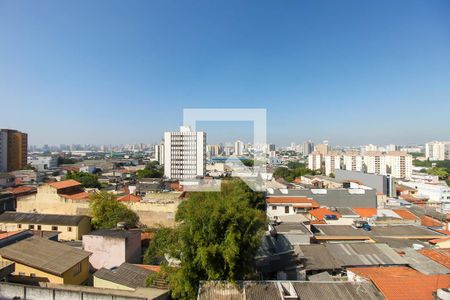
(146, 179, 266, 299)
(89, 191, 139, 229)
(136, 161, 163, 179)
(273, 163, 316, 182)
(66, 171, 101, 188)
(427, 167, 450, 180)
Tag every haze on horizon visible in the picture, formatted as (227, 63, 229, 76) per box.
(1, 0, 449, 146)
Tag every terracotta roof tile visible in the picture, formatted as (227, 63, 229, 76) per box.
(419, 249, 450, 269)
(309, 207, 340, 221)
(370, 274, 450, 300)
(348, 266, 420, 278)
(393, 209, 419, 221)
(437, 229, 450, 235)
(266, 196, 319, 207)
(420, 215, 444, 227)
(353, 208, 377, 218)
(4, 185, 36, 195)
(117, 194, 142, 202)
(428, 237, 450, 245)
(60, 191, 90, 200)
(48, 180, 81, 190)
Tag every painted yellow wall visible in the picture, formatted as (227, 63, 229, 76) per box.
(0, 257, 90, 285)
(0, 218, 91, 241)
(93, 276, 134, 291)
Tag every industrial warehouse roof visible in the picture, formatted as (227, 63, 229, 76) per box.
(295, 244, 342, 271)
(324, 243, 407, 266)
(313, 225, 445, 238)
(94, 263, 155, 289)
(0, 212, 90, 226)
(0, 237, 91, 276)
(197, 281, 384, 300)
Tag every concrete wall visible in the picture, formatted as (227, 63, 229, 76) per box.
(335, 169, 393, 196)
(83, 235, 126, 270)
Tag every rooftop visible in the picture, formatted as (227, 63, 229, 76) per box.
(295, 244, 342, 271)
(353, 208, 377, 218)
(0, 212, 90, 226)
(418, 249, 450, 269)
(117, 194, 142, 202)
(48, 179, 81, 190)
(0, 237, 91, 276)
(87, 229, 140, 239)
(309, 207, 340, 221)
(94, 263, 160, 289)
(401, 248, 450, 275)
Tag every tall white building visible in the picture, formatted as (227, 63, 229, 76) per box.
(363, 151, 387, 175)
(154, 142, 164, 165)
(308, 152, 322, 171)
(426, 141, 450, 161)
(324, 153, 341, 176)
(385, 151, 412, 179)
(234, 140, 244, 156)
(343, 152, 363, 172)
(163, 126, 206, 180)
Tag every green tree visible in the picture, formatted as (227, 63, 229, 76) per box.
(136, 162, 163, 179)
(239, 158, 254, 167)
(144, 227, 179, 265)
(89, 191, 139, 229)
(427, 167, 450, 180)
(152, 179, 266, 299)
(66, 171, 101, 188)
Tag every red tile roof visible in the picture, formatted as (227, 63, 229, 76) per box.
(60, 191, 90, 201)
(369, 274, 450, 300)
(48, 180, 81, 190)
(393, 209, 418, 221)
(266, 196, 319, 207)
(348, 266, 420, 278)
(419, 249, 450, 269)
(428, 237, 450, 245)
(117, 194, 142, 203)
(353, 208, 377, 218)
(437, 229, 450, 235)
(420, 215, 444, 227)
(4, 185, 36, 195)
(309, 207, 340, 221)
(0, 231, 25, 240)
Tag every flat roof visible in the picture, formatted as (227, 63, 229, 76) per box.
(314, 225, 445, 238)
(0, 212, 89, 226)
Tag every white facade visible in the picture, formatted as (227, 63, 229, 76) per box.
(308, 152, 322, 171)
(324, 154, 341, 176)
(234, 140, 244, 156)
(343, 153, 363, 172)
(385, 151, 412, 179)
(400, 181, 450, 212)
(28, 156, 58, 172)
(154, 143, 164, 165)
(163, 126, 206, 179)
(363, 151, 387, 175)
(426, 141, 450, 161)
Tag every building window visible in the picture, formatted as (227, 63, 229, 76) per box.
(73, 263, 81, 276)
(52, 226, 58, 231)
(272, 206, 277, 210)
(28, 225, 34, 230)
(37, 225, 41, 230)
(285, 206, 289, 214)
(30, 273, 36, 278)
(67, 227, 72, 232)
(17, 224, 21, 229)
(18, 272, 25, 276)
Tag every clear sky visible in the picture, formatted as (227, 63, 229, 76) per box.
(1, 0, 449, 146)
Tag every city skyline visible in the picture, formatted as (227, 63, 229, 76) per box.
(1, 0, 450, 145)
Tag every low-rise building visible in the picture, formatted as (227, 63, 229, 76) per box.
(82, 229, 142, 270)
(0, 237, 91, 285)
(0, 212, 91, 241)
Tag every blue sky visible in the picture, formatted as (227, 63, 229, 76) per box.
(1, 0, 449, 146)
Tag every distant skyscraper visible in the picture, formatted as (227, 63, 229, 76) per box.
(303, 140, 314, 155)
(269, 144, 276, 151)
(163, 126, 206, 179)
(385, 151, 412, 179)
(314, 143, 329, 156)
(324, 152, 341, 176)
(363, 151, 387, 175)
(308, 152, 322, 171)
(343, 152, 363, 172)
(0, 129, 28, 172)
(234, 140, 244, 156)
(155, 141, 164, 165)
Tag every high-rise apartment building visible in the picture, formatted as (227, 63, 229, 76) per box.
(163, 126, 206, 180)
(303, 140, 314, 156)
(385, 151, 412, 179)
(425, 141, 450, 161)
(363, 151, 387, 175)
(324, 152, 341, 176)
(343, 152, 363, 172)
(234, 140, 244, 156)
(308, 152, 322, 171)
(0, 129, 28, 172)
(154, 142, 164, 165)
(314, 143, 329, 156)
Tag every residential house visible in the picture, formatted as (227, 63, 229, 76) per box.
(83, 229, 142, 270)
(0, 237, 91, 284)
(0, 212, 91, 241)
